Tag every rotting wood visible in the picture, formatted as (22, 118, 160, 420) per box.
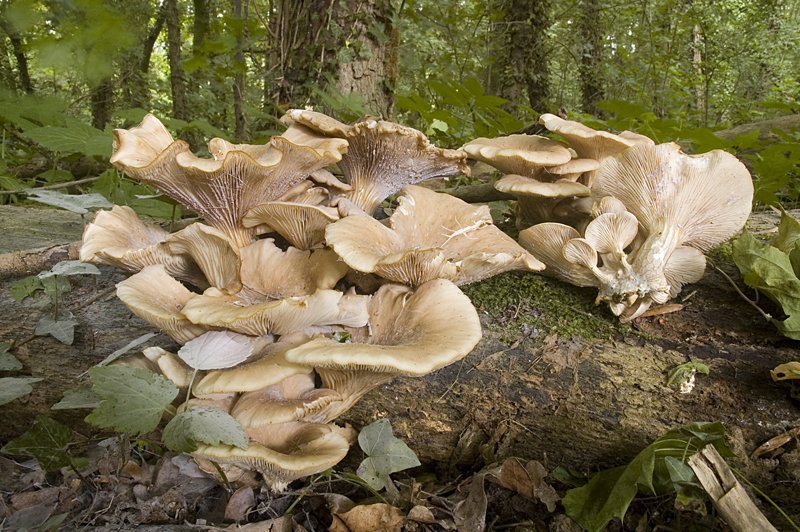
(0, 243, 80, 280)
(689, 445, 779, 532)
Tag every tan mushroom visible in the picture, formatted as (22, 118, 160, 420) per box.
(325, 185, 543, 286)
(116, 265, 210, 344)
(110, 114, 349, 247)
(81, 205, 208, 289)
(284, 279, 482, 421)
(242, 203, 340, 250)
(461, 135, 572, 176)
(166, 223, 242, 295)
(281, 109, 470, 215)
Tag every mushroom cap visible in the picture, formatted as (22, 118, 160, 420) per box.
(281, 109, 470, 214)
(538, 114, 641, 162)
(110, 114, 348, 247)
(591, 196, 628, 217)
(592, 142, 753, 251)
(193, 421, 351, 492)
(182, 289, 369, 337)
(460, 135, 572, 177)
(563, 238, 599, 270)
(109, 113, 175, 168)
(284, 279, 481, 376)
(663, 245, 707, 298)
(583, 212, 639, 256)
(494, 174, 591, 198)
(542, 158, 601, 182)
(166, 223, 242, 295)
(81, 206, 208, 289)
(242, 203, 340, 250)
(194, 333, 314, 395)
(239, 239, 349, 299)
(231, 373, 342, 428)
(325, 185, 542, 286)
(518, 223, 599, 287)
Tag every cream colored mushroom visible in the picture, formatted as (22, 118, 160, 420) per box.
(325, 185, 543, 286)
(281, 109, 470, 215)
(165, 223, 242, 295)
(110, 114, 348, 247)
(242, 203, 340, 250)
(461, 135, 572, 176)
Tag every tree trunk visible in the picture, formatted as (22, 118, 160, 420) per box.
(166, 0, 188, 121)
(233, 0, 246, 140)
(692, 23, 707, 127)
(331, 0, 397, 118)
(489, 0, 550, 114)
(0, 17, 33, 93)
(578, 0, 603, 116)
(91, 78, 114, 130)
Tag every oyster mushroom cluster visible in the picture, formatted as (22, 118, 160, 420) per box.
(81, 112, 542, 490)
(467, 114, 753, 321)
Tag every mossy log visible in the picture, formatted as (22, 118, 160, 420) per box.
(0, 205, 799, 520)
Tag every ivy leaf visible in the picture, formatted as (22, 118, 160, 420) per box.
(0, 377, 43, 405)
(1, 415, 74, 471)
(562, 422, 732, 532)
(94, 332, 159, 367)
(85, 366, 178, 434)
(177, 331, 253, 371)
(35, 312, 78, 345)
(52, 385, 100, 410)
(26, 189, 112, 214)
(39, 260, 101, 278)
(162, 406, 248, 453)
(40, 275, 72, 300)
(0, 342, 23, 371)
(356, 419, 421, 490)
(10, 276, 43, 302)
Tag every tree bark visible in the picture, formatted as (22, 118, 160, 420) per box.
(578, 0, 603, 116)
(692, 23, 707, 127)
(233, 0, 246, 140)
(0, 16, 32, 93)
(91, 78, 114, 130)
(489, 0, 550, 113)
(166, 0, 188, 121)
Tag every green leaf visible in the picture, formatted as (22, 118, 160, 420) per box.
(26, 190, 112, 214)
(770, 210, 800, 254)
(177, 331, 254, 370)
(356, 418, 421, 490)
(563, 422, 731, 532)
(162, 406, 248, 453)
(665, 361, 709, 386)
(40, 275, 72, 300)
(0, 342, 23, 371)
(35, 312, 78, 345)
(1, 416, 74, 471)
(40, 261, 101, 278)
(11, 276, 43, 302)
(86, 366, 178, 434)
(52, 386, 100, 410)
(0, 377, 43, 405)
(25, 117, 112, 157)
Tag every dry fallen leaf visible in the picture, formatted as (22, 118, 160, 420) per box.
(486, 457, 560, 512)
(752, 433, 793, 458)
(638, 303, 684, 318)
(770, 361, 800, 381)
(224, 485, 255, 522)
(330, 503, 404, 532)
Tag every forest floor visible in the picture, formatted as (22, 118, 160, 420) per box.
(0, 205, 799, 532)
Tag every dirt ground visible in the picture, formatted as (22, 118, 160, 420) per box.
(0, 205, 799, 531)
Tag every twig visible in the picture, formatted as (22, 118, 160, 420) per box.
(0, 176, 101, 196)
(707, 259, 773, 322)
(73, 285, 117, 311)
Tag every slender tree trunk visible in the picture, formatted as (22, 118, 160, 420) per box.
(692, 24, 707, 127)
(489, 0, 550, 114)
(578, 0, 604, 116)
(166, 0, 188, 121)
(0, 17, 32, 93)
(91, 79, 114, 130)
(193, 0, 210, 52)
(233, 0, 246, 140)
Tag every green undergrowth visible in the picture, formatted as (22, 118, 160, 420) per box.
(462, 271, 633, 344)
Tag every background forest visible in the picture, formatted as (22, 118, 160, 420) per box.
(1, 0, 800, 209)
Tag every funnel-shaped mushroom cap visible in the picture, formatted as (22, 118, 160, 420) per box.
(543, 158, 600, 182)
(584, 212, 639, 256)
(494, 174, 591, 198)
(110, 115, 349, 247)
(281, 109, 470, 215)
(182, 289, 369, 337)
(592, 196, 628, 217)
(518, 223, 598, 287)
(81, 206, 208, 289)
(592, 142, 753, 251)
(242, 203, 340, 250)
(239, 239, 349, 299)
(231, 373, 341, 428)
(563, 238, 599, 269)
(193, 421, 351, 492)
(325, 185, 543, 286)
(116, 265, 209, 344)
(195, 333, 314, 395)
(538, 114, 643, 163)
(285, 279, 481, 376)
(109, 113, 175, 167)
(461, 135, 572, 177)
(166, 223, 242, 294)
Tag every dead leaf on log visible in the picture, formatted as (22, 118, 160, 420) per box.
(486, 457, 560, 512)
(752, 433, 794, 458)
(330, 503, 404, 532)
(771, 361, 800, 381)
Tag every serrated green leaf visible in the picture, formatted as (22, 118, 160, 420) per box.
(25, 117, 111, 157)
(52, 385, 100, 410)
(1, 415, 73, 471)
(10, 276, 43, 302)
(162, 406, 248, 453)
(0, 377, 43, 405)
(0, 342, 23, 371)
(563, 422, 730, 532)
(35, 312, 78, 345)
(26, 190, 112, 214)
(356, 419, 420, 490)
(86, 366, 178, 434)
